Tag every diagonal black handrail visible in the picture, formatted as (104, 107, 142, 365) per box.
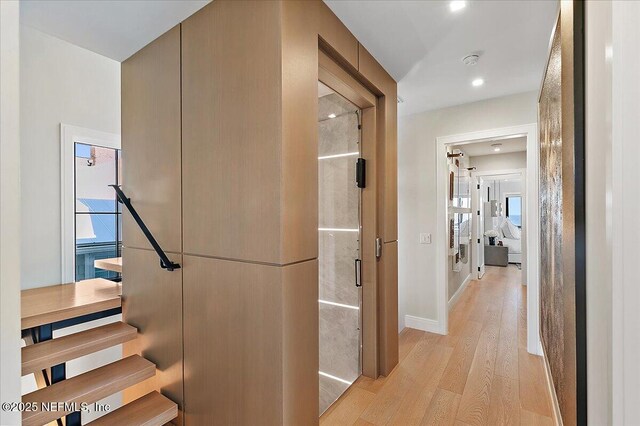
(110, 185, 180, 271)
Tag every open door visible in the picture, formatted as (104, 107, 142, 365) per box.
(476, 176, 485, 279)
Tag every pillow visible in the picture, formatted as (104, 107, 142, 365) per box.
(501, 217, 521, 240)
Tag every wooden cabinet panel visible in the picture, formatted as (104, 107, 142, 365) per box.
(121, 26, 182, 253)
(121, 248, 183, 417)
(183, 255, 318, 424)
(378, 241, 399, 375)
(181, 1, 284, 264)
(358, 45, 398, 243)
(315, 2, 359, 70)
(282, 259, 319, 424)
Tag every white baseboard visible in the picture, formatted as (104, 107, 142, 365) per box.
(448, 273, 472, 310)
(404, 315, 445, 335)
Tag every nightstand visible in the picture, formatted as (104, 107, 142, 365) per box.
(484, 245, 509, 267)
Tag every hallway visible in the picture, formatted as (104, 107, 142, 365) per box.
(320, 265, 554, 425)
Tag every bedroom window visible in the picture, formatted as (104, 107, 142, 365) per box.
(506, 195, 522, 227)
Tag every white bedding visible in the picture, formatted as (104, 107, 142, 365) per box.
(499, 237, 521, 254)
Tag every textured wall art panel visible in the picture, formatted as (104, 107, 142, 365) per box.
(539, 10, 583, 425)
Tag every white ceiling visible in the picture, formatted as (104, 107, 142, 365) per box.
(325, 0, 558, 116)
(20, 1, 210, 62)
(455, 136, 527, 157)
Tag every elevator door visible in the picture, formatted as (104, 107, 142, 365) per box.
(318, 82, 362, 415)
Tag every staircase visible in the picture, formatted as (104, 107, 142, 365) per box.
(21, 278, 178, 426)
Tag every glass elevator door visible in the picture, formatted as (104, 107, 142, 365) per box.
(317, 82, 362, 415)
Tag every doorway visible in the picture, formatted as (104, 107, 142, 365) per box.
(317, 50, 379, 416)
(436, 124, 541, 355)
(317, 82, 362, 414)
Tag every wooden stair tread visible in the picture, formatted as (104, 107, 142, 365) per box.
(22, 321, 137, 376)
(21, 278, 122, 329)
(94, 257, 122, 273)
(88, 391, 178, 426)
(22, 355, 155, 426)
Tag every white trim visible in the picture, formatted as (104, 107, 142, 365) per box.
(436, 123, 541, 355)
(448, 273, 472, 310)
(318, 228, 359, 232)
(404, 315, 445, 335)
(60, 124, 120, 284)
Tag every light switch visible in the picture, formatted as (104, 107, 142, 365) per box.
(419, 233, 431, 244)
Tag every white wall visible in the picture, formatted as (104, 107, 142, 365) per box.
(398, 91, 537, 329)
(585, 2, 612, 424)
(20, 25, 120, 289)
(469, 151, 527, 171)
(0, 2, 22, 424)
(610, 2, 640, 424)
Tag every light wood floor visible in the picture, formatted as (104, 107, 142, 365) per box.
(320, 265, 554, 426)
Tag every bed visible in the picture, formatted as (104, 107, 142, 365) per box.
(497, 217, 522, 264)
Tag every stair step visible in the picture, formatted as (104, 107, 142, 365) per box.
(22, 321, 137, 376)
(88, 391, 178, 426)
(21, 278, 122, 329)
(22, 355, 155, 426)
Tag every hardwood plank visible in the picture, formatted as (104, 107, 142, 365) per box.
(455, 324, 501, 425)
(487, 375, 520, 425)
(494, 300, 519, 380)
(399, 328, 425, 361)
(22, 322, 137, 376)
(387, 344, 453, 426)
(22, 355, 155, 426)
(353, 375, 387, 395)
(21, 279, 121, 330)
(520, 408, 554, 426)
(320, 386, 376, 426)
(518, 348, 552, 417)
(420, 388, 461, 426)
(93, 257, 122, 273)
(88, 391, 177, 426)
(439, 321, 482, 394)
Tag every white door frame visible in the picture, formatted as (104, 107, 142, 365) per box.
(436, 123, 541, 355)
(60, 124, 121, 284)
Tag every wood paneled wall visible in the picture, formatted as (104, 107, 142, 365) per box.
(122, 1, 397, 423)
(121, 26, 182, 253)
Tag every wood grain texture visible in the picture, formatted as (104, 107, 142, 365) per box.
(122, 248, 183, 415)
(88, 391, 177, 426)
(315, 1, 359, 70)
(282, 260, 319, 424)
(22, 321, 136, 376)
(182, 0, 285, 264)
(323, 265, 554, 426)
(378, 241, 399, 375)
(121, 25, 182, 253)
(22, 355, 155, 426)
(421, 388, 461, 426)
(21, 279, 121, 330)
(94, 257, 122, 273)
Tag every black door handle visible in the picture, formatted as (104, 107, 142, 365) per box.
(355, 259, 362, 287)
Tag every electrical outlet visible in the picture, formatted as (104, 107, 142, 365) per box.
(419, 233, 431, 244)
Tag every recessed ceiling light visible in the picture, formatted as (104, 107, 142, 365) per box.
(328, 113, 336, 119)
(472, 78, 484, 87)
(450, 1, 466, 12)
(494, 147, 501, 152)
(491, 143, 502, 152)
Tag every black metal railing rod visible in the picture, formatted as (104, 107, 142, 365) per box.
(109, 185, 180, 271)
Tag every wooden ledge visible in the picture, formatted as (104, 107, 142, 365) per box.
(21, 278, 122, 330)
(94, 257, 122, 273)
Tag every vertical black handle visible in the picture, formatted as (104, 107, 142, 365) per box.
(355, 259, 362, 287)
